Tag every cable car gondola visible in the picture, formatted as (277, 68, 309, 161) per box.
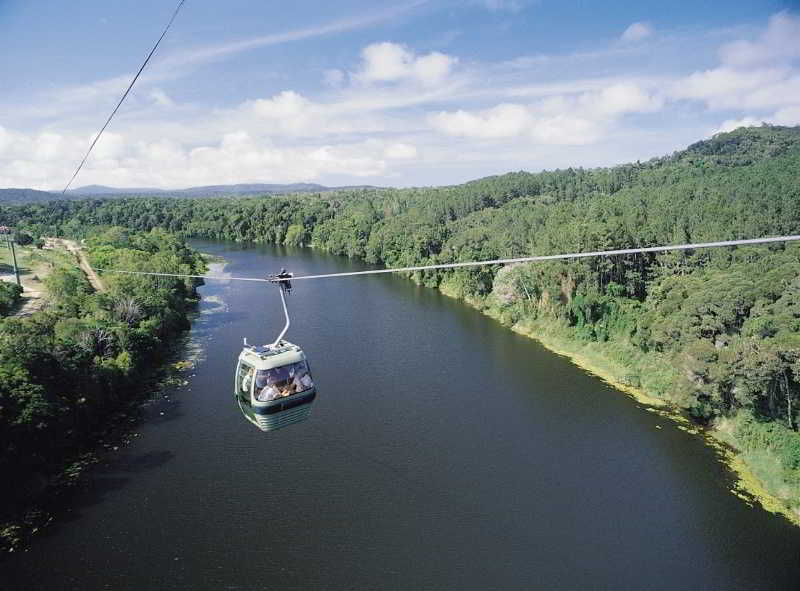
(234, 271, 317, 432)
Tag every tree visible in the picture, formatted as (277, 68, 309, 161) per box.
(14, 231, 33, 246)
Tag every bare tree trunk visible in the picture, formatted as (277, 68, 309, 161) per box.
(518, 279, 532, 303)
(516, 278, 534, 315)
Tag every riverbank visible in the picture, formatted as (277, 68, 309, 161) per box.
(0, 230, 208, 555)
(437, 279, 800, 528)
(0, 331, 201, 556)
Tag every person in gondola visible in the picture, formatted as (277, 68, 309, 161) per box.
(292, 364, 313, 392)
(256, 372, 281, 401)
(278, 366, 296, 397)
(242, 367, 254, 393)
(277, 268, 292, 294)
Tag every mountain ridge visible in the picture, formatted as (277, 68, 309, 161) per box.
(0, 182, 383, 204)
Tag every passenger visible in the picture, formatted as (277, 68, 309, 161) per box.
(241, 368, 254, 392)
(280, 367, 297, 397)
(292, 365, 314, 392)
(256, 373, 281, 401)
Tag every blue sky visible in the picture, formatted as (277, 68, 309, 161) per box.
(0, 0, 798, 189)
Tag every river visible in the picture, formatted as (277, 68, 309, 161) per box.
(2, 241, 799, 590)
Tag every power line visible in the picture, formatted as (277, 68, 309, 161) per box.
(62, 0, 187, 194)
(90, 233, 800, 283)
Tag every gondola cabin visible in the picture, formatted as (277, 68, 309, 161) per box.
(234, 340, 317, 432)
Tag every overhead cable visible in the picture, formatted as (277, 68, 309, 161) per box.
(91, 233, 800, 282)
(290, 235, 800, 280)
(62, 0, 187, 194)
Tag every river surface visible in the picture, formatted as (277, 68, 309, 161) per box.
(3, 241, 800, 590)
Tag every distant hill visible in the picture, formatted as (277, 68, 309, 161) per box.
(0, 182, 381, 204)
(0, 188, 60, 204)
(68, 184, 166, 196)
(66, 182, 379, 198)
(178, 183, 331, 197)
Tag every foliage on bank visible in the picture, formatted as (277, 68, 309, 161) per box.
(0, 228, 204, 526)
(0, 282, 22, 316)
(3, 124, 800, 517)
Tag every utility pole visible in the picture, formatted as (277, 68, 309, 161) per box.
(1, 227, 21, 288)
(9, 237, 21, 288)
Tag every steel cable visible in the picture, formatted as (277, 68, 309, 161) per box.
(90, 233, 800, 282)
(62, 0, 187, 193)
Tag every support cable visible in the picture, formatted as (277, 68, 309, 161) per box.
(90, 233, 800, 283)
(62, 0, 187, 194)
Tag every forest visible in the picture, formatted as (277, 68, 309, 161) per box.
(0, 228, 204, 544)
(2, 124, 800, 518)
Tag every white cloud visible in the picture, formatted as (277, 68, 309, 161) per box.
(34, 133, 67, 161)
(413, 52, 457, 85)
(773, 105, 800, 126)
(717, 105, 800, 135)
(307, 145, 387, 177)
(359, 43, 413, 82)
(719, 12, 800, 67)
(737, 75, 800, 110)
(356, 42, 458, 86)
(430, 104, 602, 145)
(715, 117, 762, 134)
(0, 122, 403, 189)
(430, 81, 661, 144)
(430, 103, 532, 138)
(0, 129, 9, 157)
(586, 82, 663, 116)
(530, 115, 602, 145)
(5, 13, 799, 191)
(672, 66, 790, 108)
(384, 143, 418, 159)
(671, 12, 800, 117)
(184, 134, 391, 182)
(239, 91, 344, 137)
(90, 131, 126, 161)
(234, 90, 387, 138)
(621, 22, 652, 43)
(248, 91, 313, 121)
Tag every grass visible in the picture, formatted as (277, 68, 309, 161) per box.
(0, 243, 81, 313)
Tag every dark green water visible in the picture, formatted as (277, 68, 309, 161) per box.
(3, 241, 799, 590)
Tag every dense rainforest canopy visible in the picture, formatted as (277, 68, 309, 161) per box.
(2, 124, 800, 517)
